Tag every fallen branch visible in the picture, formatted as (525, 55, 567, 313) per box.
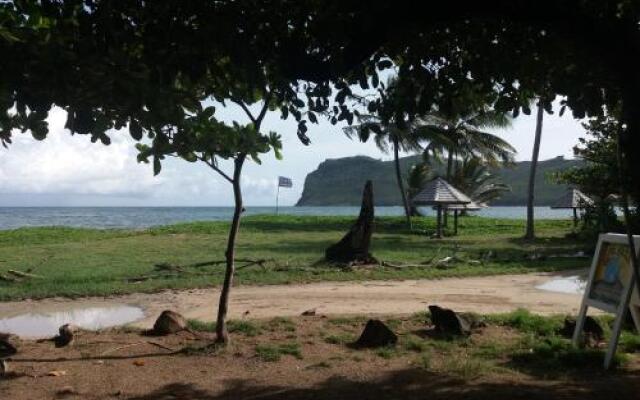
(7, 269, 43, 279)
(0, 274, 19, 283)
(99, 340, 175, 356)
(154, 258, 273, 271)
(380, 261, 429, 270)
(128, 258, 275, 283)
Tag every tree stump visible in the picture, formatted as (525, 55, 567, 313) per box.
(153, 310, 187, 335)
(55, 324, 78, 347)
(428, 305, 471, 336)
(355, 319, 398, 348)
(558, 316, 604, 342)
(325, 180, 376, 263)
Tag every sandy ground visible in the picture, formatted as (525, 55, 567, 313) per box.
(2, 315, 639, 400)
(0, 270, 589, 328)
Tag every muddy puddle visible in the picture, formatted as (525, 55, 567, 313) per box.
(0, 305, 144, 338)
(535, 275, 586, 295)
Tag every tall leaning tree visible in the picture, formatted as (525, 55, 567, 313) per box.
(525, 100, 545, 240)
(344, 78, 454, 228)
(136, 95, 282, 343)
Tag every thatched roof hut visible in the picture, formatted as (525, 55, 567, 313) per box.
(412, 177, 471, 238)
(550, 188, 594, 226)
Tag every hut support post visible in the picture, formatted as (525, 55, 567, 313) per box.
(573, 208, 578, 227)
(454, 210, 459, 235)
(436, 205, 443, 238)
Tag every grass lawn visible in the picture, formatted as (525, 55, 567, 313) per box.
(0, 215, 590, 301)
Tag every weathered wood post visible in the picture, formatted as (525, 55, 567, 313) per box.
(325, 180, 376, 263)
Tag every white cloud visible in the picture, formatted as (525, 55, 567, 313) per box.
(0, 108, 162, 197)
(0, 103, 587, 207)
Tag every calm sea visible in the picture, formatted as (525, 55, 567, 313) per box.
(0, 206, 574, 230)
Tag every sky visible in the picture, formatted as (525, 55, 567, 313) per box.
(0, 104, 586, 207)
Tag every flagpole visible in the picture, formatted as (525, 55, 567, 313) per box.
(276, 183, 280, 215)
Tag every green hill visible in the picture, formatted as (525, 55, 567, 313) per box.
(295, 155, 582, 206)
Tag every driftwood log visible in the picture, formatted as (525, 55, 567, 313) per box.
(325, 180, 376, 263)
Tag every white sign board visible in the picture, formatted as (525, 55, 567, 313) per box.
(573, 233, 640, 369)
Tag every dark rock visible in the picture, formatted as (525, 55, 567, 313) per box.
(54, 324, 78, 348)
(57, 385, 77, 397)
(0, 332, 19, 357)
(153, 310, 187, 335)
(355, 319, 397, 348)
(558, 316, 604, 341)
(301, 308, 316, 316)
(428, 305, 471, 336)
(325, 181, 376, 264)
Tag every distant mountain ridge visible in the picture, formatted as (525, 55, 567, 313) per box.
(295, 155, 582, 206)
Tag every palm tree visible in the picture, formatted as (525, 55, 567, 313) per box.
(344, 114, 422, 227)
(407, 161, 432, 216)
(415, 110, 515, 179)
(525, 101, 544, 240)
(409, 157, 510, 218)
(413, 109, 514, 226)
(450, 157, 511, 206)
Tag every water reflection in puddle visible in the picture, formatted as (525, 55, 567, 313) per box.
(535, 275, 587, 295)
(0, 305, 144, 338)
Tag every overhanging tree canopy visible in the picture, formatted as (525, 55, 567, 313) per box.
(3, 1, 639, 196)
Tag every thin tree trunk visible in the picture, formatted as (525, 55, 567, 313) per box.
(393, 136, 411, 228)
(215, 154, 246, 343)
(616, 117, 640, 309)
(525, 102, 544, 240)
(444, 151, 454, 227)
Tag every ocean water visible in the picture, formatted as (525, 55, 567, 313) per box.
(0, 206, 574, 230)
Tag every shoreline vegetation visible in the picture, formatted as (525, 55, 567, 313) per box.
(0, 215, 587, 301)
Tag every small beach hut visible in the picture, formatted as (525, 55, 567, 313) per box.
(550, 188, 594, 226)
(412, 177, 472, 238)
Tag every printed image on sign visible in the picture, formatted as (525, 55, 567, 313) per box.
(588, 242, 633, 307)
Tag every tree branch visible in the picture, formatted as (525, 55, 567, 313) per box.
(200, 156, 234, 183)
(232, 99, 258, 126)
(255, 91, 273, 129)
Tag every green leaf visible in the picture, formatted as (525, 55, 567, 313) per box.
(153, 157, 162, 175)
(130, 120, 143, 140)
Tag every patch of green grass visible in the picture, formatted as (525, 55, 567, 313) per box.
(186, 319, 261, 336)
(324, 333, 355, 345)
(228, 320, 261, 336)
(265, 317, 296, 332)
(486, 309, 563, 336)
(0, 215, 587, 300)
(416, 353, 431, 369)
(187, 319, 216, 332)
(620, 331, 640, 353)
(375, 346, 400, 359)
(510, 335, 627, 371)
(327, 316, 367, 326)
(306, 361, 331, 370)
(402, 335, 430, 353)
(437, 356, 494, 380)
(255, 342, 303, 362)
(471, 341, 510, 360)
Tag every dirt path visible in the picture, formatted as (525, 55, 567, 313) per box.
(0, 270, 588, 329)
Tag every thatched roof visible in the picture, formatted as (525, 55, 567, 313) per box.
(443, 200, 485, 211)
(550, 189, 594, 209)
(412, 177, 472, 205)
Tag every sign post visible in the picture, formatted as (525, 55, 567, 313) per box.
(276, 176, 292, 215)
(573, 233, 640, 369)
